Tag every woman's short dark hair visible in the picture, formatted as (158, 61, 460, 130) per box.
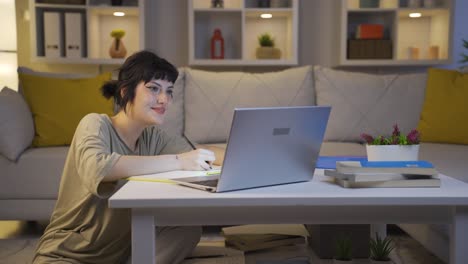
(101, 50, 179, 112)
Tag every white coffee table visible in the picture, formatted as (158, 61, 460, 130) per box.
(109, 171, 468, 264)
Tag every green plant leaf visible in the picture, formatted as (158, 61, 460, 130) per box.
(370, 233, 395, 261)
(463, 39, 468, 49)
(258, 33, 275, 47)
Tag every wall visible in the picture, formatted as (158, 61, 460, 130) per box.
(15, 0, 468, 74)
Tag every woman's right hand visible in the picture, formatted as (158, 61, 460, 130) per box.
(177, 149, 216, 171)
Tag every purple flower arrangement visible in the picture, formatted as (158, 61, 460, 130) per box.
(361, 124, 420, 145)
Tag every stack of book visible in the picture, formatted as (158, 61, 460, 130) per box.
(325, 160, 440, 188)
(221, 225, 308, 252)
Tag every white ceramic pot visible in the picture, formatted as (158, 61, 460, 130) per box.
(366, 145, 420, 161)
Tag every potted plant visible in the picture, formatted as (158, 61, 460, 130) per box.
(333, 236, 354, 263)
(369, 233, 395, 264)
(109, 29, 127, 58)
(256, 33, 281, 59)
(360, 124, 421, 161)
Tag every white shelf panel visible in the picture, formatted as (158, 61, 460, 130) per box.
(339, 0, 453, 66)
(30, 0, 143, 64)
(35, 3, 85, 9)
(398, 8, 449, 17)
(33, 56, 125, 65)
(193, 0, 242, 9)
(245, 9, 293, 18)
(340, 59, 451, 66)
(347, 8, 397, 12)
(194, 8, 242, 12)
(88, 6, 139, 16)
(190, 59, 297, 66)
(189, 0, 298, 66)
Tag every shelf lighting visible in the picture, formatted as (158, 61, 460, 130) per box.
(409, 12, 422, 18)
(113, 12, 125, 17)
(260, 13, 272, 19)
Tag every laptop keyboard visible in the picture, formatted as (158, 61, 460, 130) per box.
(193, 179, 219, 187)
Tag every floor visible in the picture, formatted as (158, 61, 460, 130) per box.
(0, 222, 445, 264)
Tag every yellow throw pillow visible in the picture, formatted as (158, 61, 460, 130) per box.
(19, 72, 113, 147)
(417, 68, 468, 144)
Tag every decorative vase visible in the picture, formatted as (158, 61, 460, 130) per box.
(256, 47, 281, 59)
(109, 38, 127, 58)
(366, 145, 420, 161)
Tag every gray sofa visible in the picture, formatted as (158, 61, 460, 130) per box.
(0, 66, 466, 263)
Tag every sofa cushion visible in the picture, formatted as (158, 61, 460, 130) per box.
(418, 68, 468, 144)
(184, 66, 315, 143)
(19, 72, 113, 147)
(0, 147, 68, 199)
(17, 66, 95, 94)
(0, 87, 35, 161)
(314, 66, 427, 142)
(158, 68, 186, 136)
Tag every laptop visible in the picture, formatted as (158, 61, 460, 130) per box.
(173, 106, 331, 192)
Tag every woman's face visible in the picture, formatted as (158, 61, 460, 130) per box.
(128, 78, 174, 126)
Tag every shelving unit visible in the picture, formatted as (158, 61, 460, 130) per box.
(339, 0, 453, 66)
(30, 0, 144, 64)
(188, 0, 299, 66)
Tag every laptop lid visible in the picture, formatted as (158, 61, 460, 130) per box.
(216, 106, 331, 192)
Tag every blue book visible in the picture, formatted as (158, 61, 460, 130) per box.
(336, 160, 437, 175)
(316, 156, 367, 169)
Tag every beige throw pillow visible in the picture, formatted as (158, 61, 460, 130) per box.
(184, 66, 314, 143)
(0, 87, 35, 161)
(314, 66, 427, 142)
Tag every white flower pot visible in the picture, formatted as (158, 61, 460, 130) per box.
(366, 145, 420, 161)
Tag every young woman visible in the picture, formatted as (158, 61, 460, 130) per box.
(33, 50, 215, 264)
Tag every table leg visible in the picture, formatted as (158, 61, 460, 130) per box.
(450, 207, 468, 264)
(132, 210, 155, 264)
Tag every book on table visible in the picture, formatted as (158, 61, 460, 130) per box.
(332, 175, 441, 188)
(326, 160, 440, 188)
(335, 160, 438, 175)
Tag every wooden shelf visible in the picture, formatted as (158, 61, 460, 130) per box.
(30, 0, 144, 64)
(338, 0, 453, 66)
(188, 0, 299, 66)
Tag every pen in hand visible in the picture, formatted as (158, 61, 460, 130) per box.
(183, 135, 213, 170)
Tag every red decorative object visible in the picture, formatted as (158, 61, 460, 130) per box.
(210, 28, 224, 59)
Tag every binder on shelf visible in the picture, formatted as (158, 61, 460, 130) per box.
(348, 39, 392, 59)
(43, 12, 62, 58)
(356, 24, 384, 39)
(65, 12, 84, 58)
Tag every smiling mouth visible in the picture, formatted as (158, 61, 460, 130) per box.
(152, 108, 166, 114)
